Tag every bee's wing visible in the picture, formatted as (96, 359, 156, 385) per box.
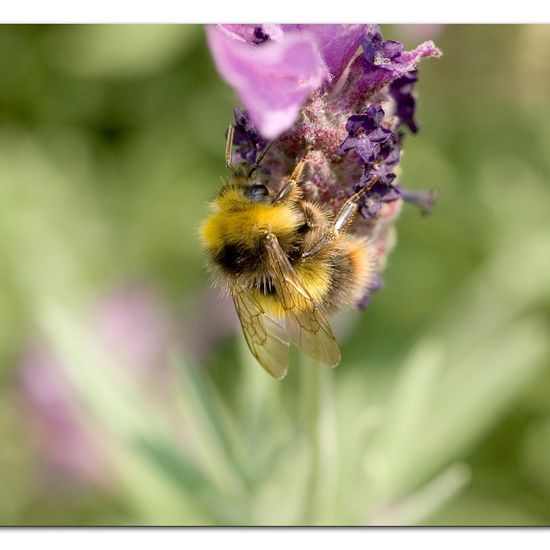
(264, 234, 341, 368)
(230, 284, 290, 380)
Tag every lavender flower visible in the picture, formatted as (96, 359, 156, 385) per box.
(19, 343, 110, 486)
(207, 24, 441, 306)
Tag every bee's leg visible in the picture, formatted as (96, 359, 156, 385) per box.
(273, 158, 307, 205)
(302, 177, 378, 259)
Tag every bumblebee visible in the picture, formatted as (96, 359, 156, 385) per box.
(201, 127, 375, 379)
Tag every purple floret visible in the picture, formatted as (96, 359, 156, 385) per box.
(230, 108, 268, 165)
(398, 185, 439, 215)
(339, 105, 395, 164)
(339, 104, 401, 189)
(361, 26, 404, 67)
(357, 179, 402, 220)
(357, 272, 386, 309)
(390, 70, 419, 134)
(339, 26, 440, 112)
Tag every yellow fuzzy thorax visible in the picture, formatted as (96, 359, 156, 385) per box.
(201, 189, 300, 254)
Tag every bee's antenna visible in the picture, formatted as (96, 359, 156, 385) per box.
(248, 139, 275, 178)
(225, 125, 238, 176)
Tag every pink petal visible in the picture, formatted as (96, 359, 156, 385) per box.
(283, 24, 371, 82)
(340, 40, 442, 111)
(206, 25, 327, 139)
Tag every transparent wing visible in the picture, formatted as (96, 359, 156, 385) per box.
(231, 283, 290, 380)
(264, 234, 341, 368)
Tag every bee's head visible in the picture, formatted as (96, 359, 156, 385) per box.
(215, 177, 272, 212)
(201, 176, 278, 263)
(244, 182, 270, 202)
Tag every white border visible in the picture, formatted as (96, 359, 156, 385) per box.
(1, 0, 550, 23)
(1, 528, 550, 550)
(1, 3, 550, 547)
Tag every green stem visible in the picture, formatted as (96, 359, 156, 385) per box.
(301, 358, 336, 525)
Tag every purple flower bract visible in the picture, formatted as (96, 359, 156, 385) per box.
(207, 25, 327, 139)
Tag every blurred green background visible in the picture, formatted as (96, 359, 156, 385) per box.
(0, 24, 549, 526)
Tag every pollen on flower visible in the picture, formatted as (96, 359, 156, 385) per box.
(207, 24, 441, 307)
